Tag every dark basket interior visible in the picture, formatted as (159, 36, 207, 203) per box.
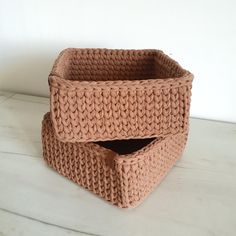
(96, 138, 156, 155)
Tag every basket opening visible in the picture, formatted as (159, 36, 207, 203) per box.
(60, 49, 185, 82)
(96, 138, 156, 155)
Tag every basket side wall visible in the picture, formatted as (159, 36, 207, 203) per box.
(114, 132, 187, 207)
(50, 82, 192, 142)
(42, 114, 123, 206)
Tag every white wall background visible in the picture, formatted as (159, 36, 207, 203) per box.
(0, 0, 235, 122)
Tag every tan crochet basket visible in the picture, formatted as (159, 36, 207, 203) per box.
(49, 48, 193, 143)
(42, 113, 187, 208)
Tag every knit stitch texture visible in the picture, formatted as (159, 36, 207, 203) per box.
(49, 48, 193, 142)
(42, 113, 187, 208)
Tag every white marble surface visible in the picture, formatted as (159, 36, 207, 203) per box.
(0, 91, 235, 236)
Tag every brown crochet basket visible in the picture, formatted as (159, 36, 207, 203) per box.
(49, 48, 193, 143)
(42, 113, 187, 208)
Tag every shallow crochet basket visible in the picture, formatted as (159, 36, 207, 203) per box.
(49, 48, 193, 142)
(42, 113, 187, 208)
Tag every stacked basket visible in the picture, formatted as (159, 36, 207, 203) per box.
(42, 48, 193, 208)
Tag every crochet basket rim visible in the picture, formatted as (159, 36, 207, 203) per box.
(89, 137, 163, 161)
(48, 48, 194, 88)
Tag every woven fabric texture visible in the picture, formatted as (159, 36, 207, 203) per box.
(49, 48, 193, 143)
(42, 113, 187, 208)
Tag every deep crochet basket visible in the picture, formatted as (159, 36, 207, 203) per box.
(42, 113, 187, 208)
(49, 48, 193, 142)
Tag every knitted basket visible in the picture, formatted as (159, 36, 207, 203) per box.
(49, 48, 193, 143)
(42, 113, 187, 208)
